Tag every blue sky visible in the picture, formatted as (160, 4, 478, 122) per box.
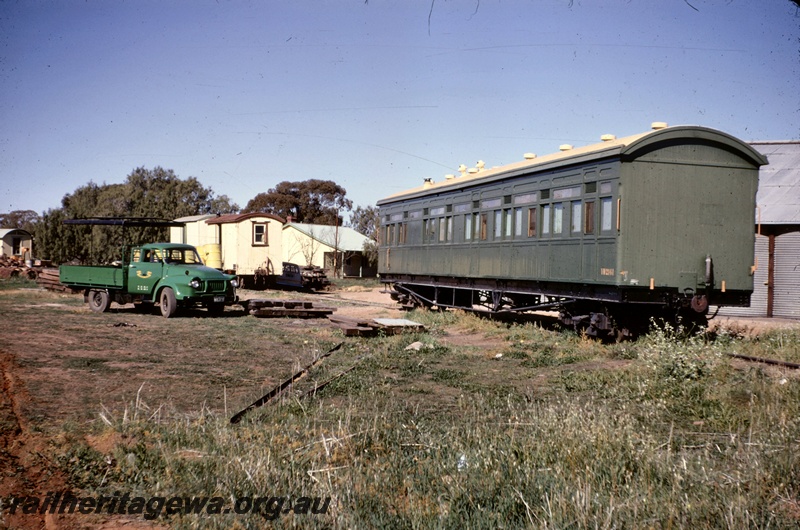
(1, 0, 798, 217)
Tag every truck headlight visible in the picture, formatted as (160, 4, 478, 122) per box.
(189, 278, 202, 289)
(230, 278, 239, 288)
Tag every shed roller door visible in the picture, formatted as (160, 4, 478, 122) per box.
(717, 234, 768, 318)
(773, 232, 800, 319)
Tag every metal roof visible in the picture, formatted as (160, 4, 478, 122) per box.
(0, 228, 32, 238)
(173, 214, 215, 223)
(378, 125, 767, 205)
(284, 223, 370, 252)
(205, 212, 285, 225)
(62, 217, 185, 227)
(752, 141, 800, 225)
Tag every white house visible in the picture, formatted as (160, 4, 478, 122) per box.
(0, 228, 33, 259)
(282, 222, 375, 277)
(171, 213, 285, 286)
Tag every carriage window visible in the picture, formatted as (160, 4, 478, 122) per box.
(505, 209, 513, 238)
(514, 192, 537, 205)
(494, 210, 503, 239)
(553, 203, 564, 234)
(480, 213, 488, 240)
(584, 202, 595, 234)
(571, 201, 582, 233)
(399, 223, 406, 245)
(601, 197, 613, 232)
(542, 205, 551, 235)
(438, 217, 452, 242)
(465, 215, 473, 241)
(514, 208, 523, 237)
(528, 207, 537, 237)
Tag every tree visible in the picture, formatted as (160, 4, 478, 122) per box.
(33, 167, 239, 264)
(244, 179, 352, 224)
(0, 210, 40, 232)
(348, 205, 380, 240)
(348, 205, 380, 267)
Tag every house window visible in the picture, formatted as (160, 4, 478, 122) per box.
(253, 223, 268, 246)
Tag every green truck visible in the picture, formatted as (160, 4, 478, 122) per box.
(59, 242, 239, 317)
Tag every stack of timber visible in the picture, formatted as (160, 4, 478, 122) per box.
(35, 268, 74, 292)
(327, 316, 426, 337)
(247, 298, 336, 318)
(0, 255, 37, 280)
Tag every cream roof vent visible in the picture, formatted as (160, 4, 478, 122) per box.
(601, 134, 616, 142)
(523, 152, 537, 160)
(423, 178, 434, 189)
(651, 121, 668, 130)
(559, 144, 573, 151)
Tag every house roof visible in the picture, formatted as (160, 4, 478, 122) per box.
(284, 223, 370, 252)
(0, 228, 32, 238)
(752, 141, 800, 225)
(204, 212, 285, 225)
(173, 214, 215, 223)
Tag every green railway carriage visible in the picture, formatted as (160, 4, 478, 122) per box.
(377, 125, 768, 336)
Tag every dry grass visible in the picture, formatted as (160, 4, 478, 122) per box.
(2, 285, 799, 528)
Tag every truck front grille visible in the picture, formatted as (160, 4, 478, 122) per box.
(207, 280, 227, 292)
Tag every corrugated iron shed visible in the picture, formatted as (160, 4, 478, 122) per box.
(284, 223, 370, 252)
(752, 141, 800, 225)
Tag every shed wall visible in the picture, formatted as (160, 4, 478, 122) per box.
(773, 232, 800, 318)
(716, 234, 768, 317)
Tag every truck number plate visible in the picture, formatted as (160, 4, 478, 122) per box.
(214, 296, 225, 303)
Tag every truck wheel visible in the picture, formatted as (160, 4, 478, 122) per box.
(88, 290, 111, 313)
(159, 287, 177, 318)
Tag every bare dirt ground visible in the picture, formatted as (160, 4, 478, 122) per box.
(1, 284, 798, 529)
(0, 285, 405, 529)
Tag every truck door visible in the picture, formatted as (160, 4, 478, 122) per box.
(128, 248, 163, 297)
